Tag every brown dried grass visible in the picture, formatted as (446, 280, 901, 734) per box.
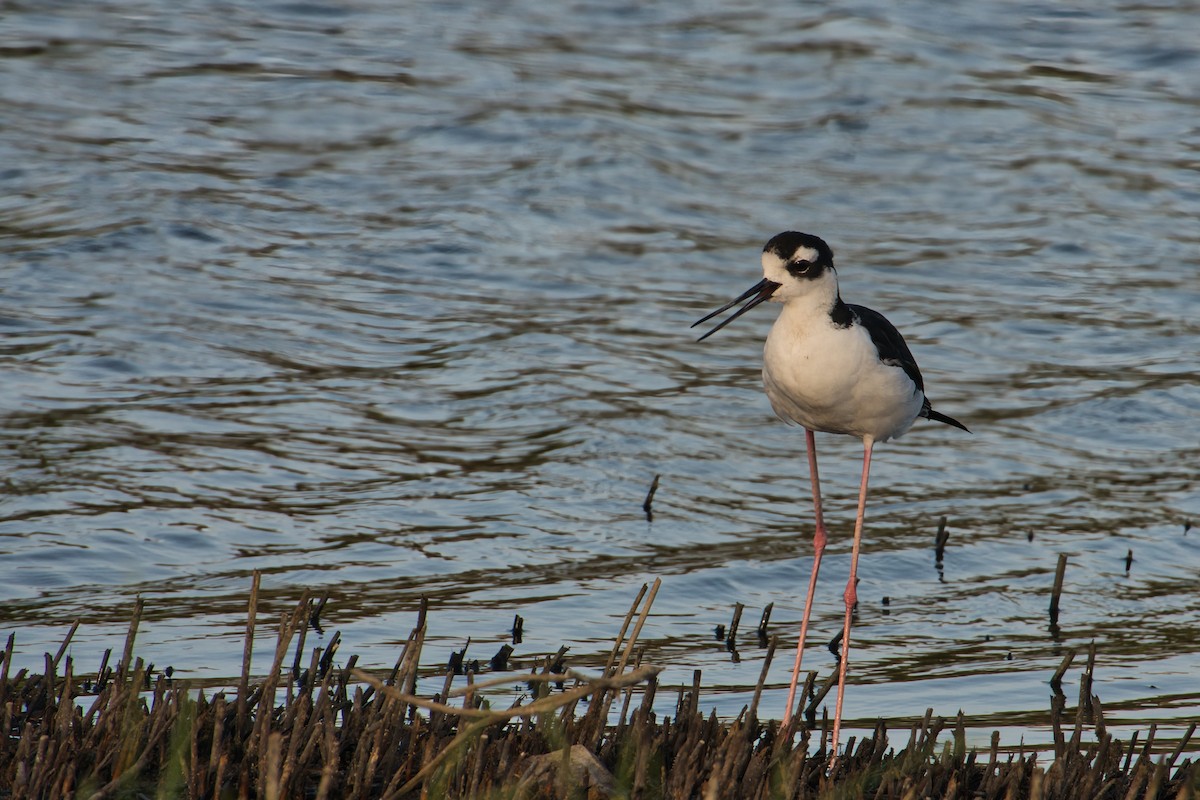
(1, 574, 1196, 799)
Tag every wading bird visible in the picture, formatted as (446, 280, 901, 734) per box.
(693, 231, 968, 751)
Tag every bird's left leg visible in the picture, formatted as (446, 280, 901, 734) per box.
(782, 428, 828, 725)
(831, 437, 873, 755)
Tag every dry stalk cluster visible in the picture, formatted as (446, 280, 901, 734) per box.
(1, 575, 1197, 799)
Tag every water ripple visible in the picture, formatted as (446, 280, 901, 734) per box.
(0, 0, 1196, 740)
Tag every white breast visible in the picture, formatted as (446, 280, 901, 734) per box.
(761, 306, 924, 443)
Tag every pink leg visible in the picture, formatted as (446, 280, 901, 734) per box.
(782, 429, 829, 725)
(831, 438, 873, 754)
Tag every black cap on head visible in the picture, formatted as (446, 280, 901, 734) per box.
(763, 231, 834, 267)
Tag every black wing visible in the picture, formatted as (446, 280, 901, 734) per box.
(846, 303, 924, 393)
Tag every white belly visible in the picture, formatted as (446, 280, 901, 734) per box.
(762, 314, 923, 443)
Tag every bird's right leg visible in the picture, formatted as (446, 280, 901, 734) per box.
(782, 428, 828, 725)
(830, 438, 874, 757)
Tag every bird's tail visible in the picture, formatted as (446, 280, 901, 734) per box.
(921, 400, 970, 433)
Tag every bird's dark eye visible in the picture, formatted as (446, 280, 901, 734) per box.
(785, 258, 824, 280)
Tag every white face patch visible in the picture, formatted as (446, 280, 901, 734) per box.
(760, 250, 791, 284)
(789, 245, 820, 264)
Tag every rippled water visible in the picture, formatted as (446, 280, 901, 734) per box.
(2, 1, 1198, 747)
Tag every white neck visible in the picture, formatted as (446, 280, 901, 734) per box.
(772, 273, 841, 329)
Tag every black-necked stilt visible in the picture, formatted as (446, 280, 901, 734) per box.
(693, 231, 968, 752)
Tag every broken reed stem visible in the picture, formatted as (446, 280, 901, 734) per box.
(807, 670, 839, 719)
(443, 670, 579, 698)
(757, 602, 773, 636)
(616, 577, 661, 677)
(748, 634, 777, 722)
(118, 596, 144, 681)
(237, 571, 261, 741)
(577, 579, 661, 753)
(0, 633, 13, 716)
(1167, 721, 1196, 768)
(355, 664, 661, 722)
(1049, 553, 1067, 626)
(51, 620, 79, 672)
(1050, 649, 1076, 694)
(727, 602, 744, 645)
(642, 474, 660, 519)
(251, 592, 311, 782)
(935, 516, 949, 563)
(603, 583, 648, 677)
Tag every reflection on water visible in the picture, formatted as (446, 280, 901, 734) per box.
(1, 0, 1197, 744)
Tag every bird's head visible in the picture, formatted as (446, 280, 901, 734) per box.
(693, 231, 838, 341)
(760, 231, 837, 302)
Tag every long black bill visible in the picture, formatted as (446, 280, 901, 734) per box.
(691, 278, 781, 342)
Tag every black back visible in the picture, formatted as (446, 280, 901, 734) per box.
(845, 302, 925, 393)
(844, 301, 970, 432)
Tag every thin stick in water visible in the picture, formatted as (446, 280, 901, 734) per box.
(642, 474, 661, 521)
(726, 602, 744, 647)
(1049, 553, 1067, 627)
(934, 516, 949, 564)
(757, 602, 774, 637)
(1050, 649, 1076, 695)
